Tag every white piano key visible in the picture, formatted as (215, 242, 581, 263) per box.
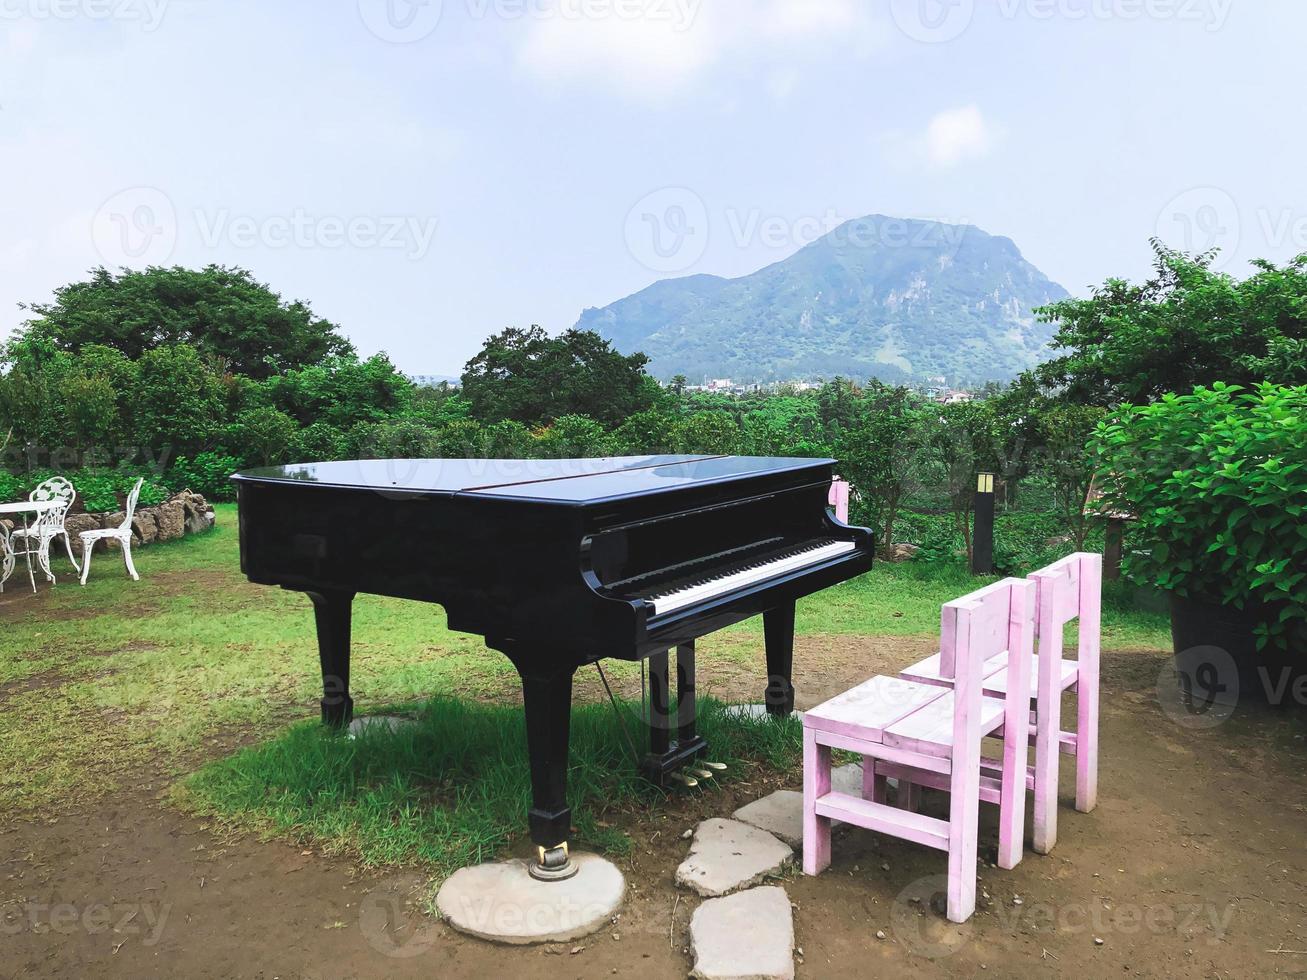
(646, 540, 856, 616)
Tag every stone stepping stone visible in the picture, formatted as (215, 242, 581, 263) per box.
(436, 854, 624, 945)
(347, 715, 419, 739)
(723, 703, 804, 722)
(689, 885, 795, 980)
(733, 763, 865, 846)
(675, 818, 792, 897)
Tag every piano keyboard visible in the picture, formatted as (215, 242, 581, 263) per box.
(641, 538, 857, 617)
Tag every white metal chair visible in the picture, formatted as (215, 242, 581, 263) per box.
(11, 476, 79, 582)
(0, 523, 14, 592)
(78, 478, 145, 585)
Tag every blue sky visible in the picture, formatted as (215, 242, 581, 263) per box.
(2, 0, 1303, 375)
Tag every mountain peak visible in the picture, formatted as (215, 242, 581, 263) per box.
(576, 215, 1066, 384)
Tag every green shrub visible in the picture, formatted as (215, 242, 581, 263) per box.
(8, 468, 169, 513)
(1094, 382, 1307, 652)
(168, 452, 242, 500)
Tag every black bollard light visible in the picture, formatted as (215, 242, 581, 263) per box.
(972, 472, 995, 575)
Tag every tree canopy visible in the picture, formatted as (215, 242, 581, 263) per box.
(9, 265, 353, 379)
(460, 326, 658, 427)
(1033, 243, 1307, 405)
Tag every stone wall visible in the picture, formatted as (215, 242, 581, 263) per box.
(4, 490, 216, 559)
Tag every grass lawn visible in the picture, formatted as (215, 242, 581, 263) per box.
(0, 502, 1171, 874)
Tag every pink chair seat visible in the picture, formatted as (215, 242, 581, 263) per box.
(901, 650, 1078, 698)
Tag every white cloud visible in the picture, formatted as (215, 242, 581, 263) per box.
(924, 105, 993, 168)
(514, 0, 882, 99)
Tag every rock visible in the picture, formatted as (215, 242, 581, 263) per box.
(1044, 535, 1073, 550)
(832, 762, 863, 796)
(131, 510, 159, 545)
(178, 491, 213, 534)
(155, 499, 185, 541)
(62, 513, 101, 557)
(723, 704, 805, 723)
(890, 543, 920, 562)
(675, 818, 792, 898)
(689, 886, 794, 980)
(435, 854, 624, 945)
(733, 792, 804, 848)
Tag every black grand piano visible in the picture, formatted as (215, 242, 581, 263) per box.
(233, 454, 873, 879)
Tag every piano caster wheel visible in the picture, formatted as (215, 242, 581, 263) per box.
(700, 761, 728, 772)
(668, 771, 699, 789)
(529, 843, 579, 882)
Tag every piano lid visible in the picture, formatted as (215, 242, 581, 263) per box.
(231, 455, 837, 504)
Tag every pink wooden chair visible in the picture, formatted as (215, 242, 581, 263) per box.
(802, 577, 1036, 923)
(827, 478, 850, 524)
(899, 552, 1102, 853)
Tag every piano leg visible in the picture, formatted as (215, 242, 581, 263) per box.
(641, 644, 708, 786)
(307, 589, 355, 728)
(763, 601, 796, 717)
(514, 661, 579, 881)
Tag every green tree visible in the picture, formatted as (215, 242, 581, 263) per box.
(12, 265, 353, 378)
(461, 326, 655, 427)
(927, 400, 1000, 564)
(259, 354, 412, 429)
(1035, 243, 1307, 404)
(835, 400, 927, 556)
(610, 410, 679, 454)
(132, 344, 227, 461)
(674, 412, 741, 454)
(228, 407, 298, 466)
(1036, 403, 1106, 549)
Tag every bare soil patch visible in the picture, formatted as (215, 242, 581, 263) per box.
(2, 636, 1305, 978)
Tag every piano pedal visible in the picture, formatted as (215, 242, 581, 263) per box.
(667, 771, 699, 789)
(700, 761, 728, 772)
(688, 767, 714, 781)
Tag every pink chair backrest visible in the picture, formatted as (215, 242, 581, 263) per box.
(942, 577, 1037, 762)
(1028, 552, 1102, 670)
(827, 478, 850, 524)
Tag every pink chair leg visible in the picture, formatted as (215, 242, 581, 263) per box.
(1075, 556, 1102, 813)
(862, 757, 889, 804)
(946, 744, 981, 923)
(803, 729, 832, 875)
(1033, 664, 1061, 855)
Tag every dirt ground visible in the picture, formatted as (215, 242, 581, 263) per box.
(3, 634, 1306, 979)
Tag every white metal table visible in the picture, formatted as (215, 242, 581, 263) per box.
(0, 499, 57, 594)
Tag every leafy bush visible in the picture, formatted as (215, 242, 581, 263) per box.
(10, 468, 169, 513)
(168, 452, 242, 500)
(1093, 382, 1307, 651)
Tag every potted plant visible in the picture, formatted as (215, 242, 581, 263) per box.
(1093, 383, 1307, 698)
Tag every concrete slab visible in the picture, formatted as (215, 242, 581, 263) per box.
(347, 715, 418, 739)
(723, 703, 804, 723)
(675, 818, 793, 897)
(734, 764, 868, 846)
(689, 885, 795, 980)
(435, 854, 624, 945)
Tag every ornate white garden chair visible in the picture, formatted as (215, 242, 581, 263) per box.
(11, 475, 79, 582)
(78, 478, 144, 585)
(0, 522, 14, 592)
